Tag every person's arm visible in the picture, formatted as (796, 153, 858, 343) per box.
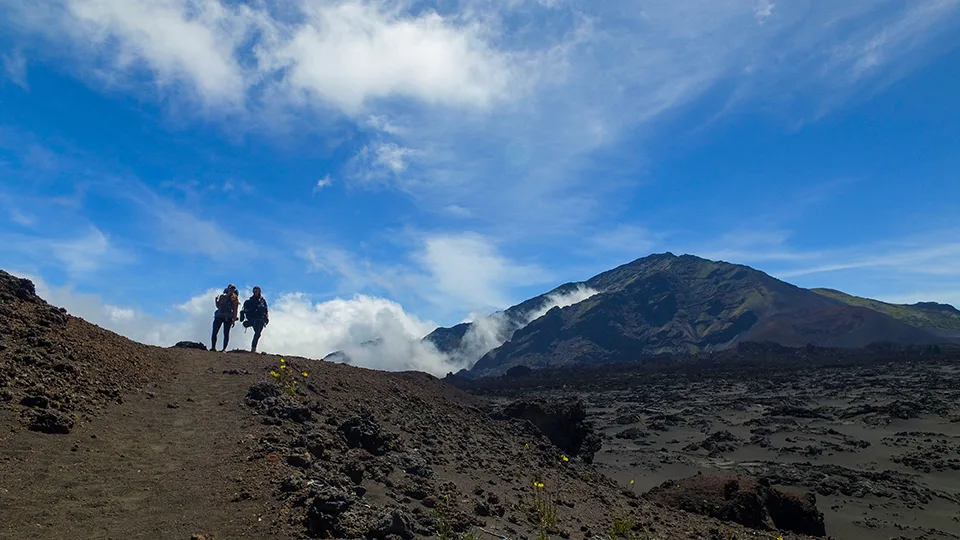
(233, 297, 240, 320)
(264, 300, 269, 325)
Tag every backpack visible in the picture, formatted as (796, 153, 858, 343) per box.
(216, 292, 235, 318)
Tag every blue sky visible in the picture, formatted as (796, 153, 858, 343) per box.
(1, 0, 959, 372)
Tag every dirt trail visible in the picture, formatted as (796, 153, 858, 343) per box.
(0, 350, 281, 540)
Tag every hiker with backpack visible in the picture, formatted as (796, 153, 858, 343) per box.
(240, 286, 269, 353)
(212, 284, 240, 352)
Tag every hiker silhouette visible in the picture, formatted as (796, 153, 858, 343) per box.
(240, 286, 269, 353)
(212, 284, 239, 352)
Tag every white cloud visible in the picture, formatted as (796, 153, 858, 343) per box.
(301, 232, 555, 320)
(49, 228, 119, 273)
(2, 227, 133, 276)
(313, 174, 334, 193)
(63, 0, 249, 108)
(443, 204, 473, 218)
(415, 232, 552, 313)
(268, 1, 515, 113)
(448, 283, 598, 366)
(6, 0, 958, 237)
(754, 0, 775, 25)
(374, 143, 415, 173)
(347, 141, 421, 186)
(0, 193, 36, 226)
(10, 0, 517, 114)
(367, 115, 404, 135)
(2, 50, 28, 88)
(27, 272, 468, 376)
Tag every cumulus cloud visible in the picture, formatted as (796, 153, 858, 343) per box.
(267, 0, 515, 113)
(8, 0, 517, 114)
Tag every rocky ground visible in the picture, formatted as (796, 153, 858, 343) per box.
(455, 345, 960, 540)
(0, 270, 822, 539)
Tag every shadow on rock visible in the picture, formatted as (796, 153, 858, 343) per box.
(645, 475, 826, 537)
(491, 397, 602, 463)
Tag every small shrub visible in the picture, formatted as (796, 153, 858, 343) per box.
(269, 357, 308, 395)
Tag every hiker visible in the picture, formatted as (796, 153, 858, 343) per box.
(240, 286, 269, 353)
(212, 284, 239, 352)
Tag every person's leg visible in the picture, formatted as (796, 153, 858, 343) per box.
(222, 319, 231, 351)
(251, 321, 264, 352)
(211, 317, 223, 350)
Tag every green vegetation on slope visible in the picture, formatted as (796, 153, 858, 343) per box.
(812, 288, 960, 331)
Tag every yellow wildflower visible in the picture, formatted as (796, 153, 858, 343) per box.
(302, 372, 309, 377)
(280, 358, 286, 363)
(561, 455, 569, 462)
(629, 479, 635, 485)
(269, 371, 279, 378)
(280, 365, 287, 370)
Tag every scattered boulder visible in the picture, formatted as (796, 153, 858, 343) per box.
(368, 508, 417, 540)
(493, 397, 602, 463)
(339, 411, 396, 456)
(684, 430, 743, 455)
(306, 485, 354, 537)
(27, 410, 75, 434)
(645, 475, 825, 537)
(246, 382, 281, 402)
(615, 427, 651, 440)
(173, 341, 207, 351)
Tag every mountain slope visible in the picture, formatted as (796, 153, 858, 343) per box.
(812, 288, 960, 334)
(467, 254, 945, 376)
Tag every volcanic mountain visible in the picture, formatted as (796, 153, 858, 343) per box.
(424, 253, 951, 377)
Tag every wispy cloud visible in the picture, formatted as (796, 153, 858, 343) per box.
(3, 226, 134, 277)
(0, 193, 36, 226)
(313, 174, 333, 194)
(754, 0, 775, 25)
(2, 50, 28, 89)
(303, 231, 555, 320)
(8, 0, 956, 239)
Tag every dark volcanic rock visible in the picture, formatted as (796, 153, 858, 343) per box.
(27, 410, 75, 434)
(246, 382, 281, 402)
(339, 411, 395, 456)
(684, 430, 744, 455)
(173, 341, 207, 351)
(368, 508, 416, 539)
(307, 485, 354, 537)
(494, 397, 602, 463)
(615, 427, 651, 440)
(645, 475, 825, 537)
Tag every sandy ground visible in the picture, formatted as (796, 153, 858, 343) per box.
(593, 362, 960, 539)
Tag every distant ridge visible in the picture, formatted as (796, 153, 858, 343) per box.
(811, 288, 960, 333)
